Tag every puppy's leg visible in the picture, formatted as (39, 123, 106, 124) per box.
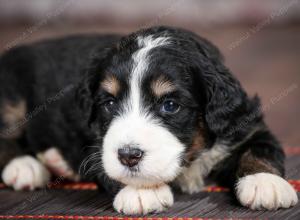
(0, 140, 51, 191)
(113, 184, 174, 215)
(0, 98, 27, 171)
(37, 147, 80, 181)
(175, 160, 204, 194)
(2, 155, 50, 190)
(234, 133, 298, 210)
(0, 98, 50, 190)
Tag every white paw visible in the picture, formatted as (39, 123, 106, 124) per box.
(113, 184, 174, 214)
(2, 155, 51, 190)
(175, 162, 204, 194)
(236, 172, 298, 210)
(176, 172, 204, 194)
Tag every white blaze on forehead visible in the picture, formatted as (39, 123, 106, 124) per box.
(102, 35, 184, 186)
(129, 35, 169, 114)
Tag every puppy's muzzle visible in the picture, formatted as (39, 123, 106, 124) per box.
(118, 147, 143, 168)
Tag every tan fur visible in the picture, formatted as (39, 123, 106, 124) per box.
(0, 100, 26, 139)
(185, 123, 206, 163)
(237, 150, 280, 177)
(101, 76, 120, 97)
(151, 76, 175, 97)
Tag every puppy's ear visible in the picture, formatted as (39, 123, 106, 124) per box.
(76, 47, 114, 127)
(76, 70, 96, 127)
(191, 37, 261, 143)
(193, 35, 224, 62)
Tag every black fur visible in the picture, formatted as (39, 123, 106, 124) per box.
(0, 27, 285, 202)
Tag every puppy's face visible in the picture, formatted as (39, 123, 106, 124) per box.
(80, 27, 227, 187)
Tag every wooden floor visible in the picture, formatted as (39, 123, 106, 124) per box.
(0, 25, 299, 219)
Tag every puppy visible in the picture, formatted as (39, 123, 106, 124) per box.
(0, 26, 297, 214)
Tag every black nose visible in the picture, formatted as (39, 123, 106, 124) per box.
(118, 147, 144, 167)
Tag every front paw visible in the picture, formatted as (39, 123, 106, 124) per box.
(113, 184, 174, 214)
(236, 172, 298, 210)
(176, 172, 204, 194)
(2, 156, 50, 190)
(175, 162, 204, 194)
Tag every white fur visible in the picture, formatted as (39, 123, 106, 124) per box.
(37, 147, 80, 181)
(130, 36, 170, 115)
(175, 129, 261, 194)
(102, 36, 184, 187)
(175, 144, 229, 194)
(176, 160, 205, 194)
(102, 114, 184, 187)
(113, 184, 173, 215)
(2, 155, 50, 190)
(196, 144, 230, 177)
(236, 172, 298, 210)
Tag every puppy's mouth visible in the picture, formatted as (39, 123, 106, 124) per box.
(121, 163, 141, 174)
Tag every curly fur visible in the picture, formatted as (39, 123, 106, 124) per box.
(0, 26, 296, 213)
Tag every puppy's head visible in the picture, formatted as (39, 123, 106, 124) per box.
(78, 26, 246, 187)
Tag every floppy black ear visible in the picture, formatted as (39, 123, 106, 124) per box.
(191, 37, 262, 144)
(76, 47, 114, 127)
(193, 35, 224, 63)
(76, 69, 96, 127)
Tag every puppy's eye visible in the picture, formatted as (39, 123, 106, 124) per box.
(161, 100, 180, 114)
(103, 99, 117, 112)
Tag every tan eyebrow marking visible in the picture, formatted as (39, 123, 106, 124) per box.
(100, 75, 120, 96)
(151, 76, 175, 97)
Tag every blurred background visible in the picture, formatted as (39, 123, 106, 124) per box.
(0, 0, 299, 146)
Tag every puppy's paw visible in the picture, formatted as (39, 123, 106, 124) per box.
(236, 172, 298, 210)
(176, 173, 204, 194)
(37, 147, 79, 181)
(113, 184, 174, 214)
(2, 155, 50, 190)
(175, 163, 204, 194)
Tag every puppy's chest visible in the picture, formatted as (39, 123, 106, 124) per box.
(175, 144, 231, 193)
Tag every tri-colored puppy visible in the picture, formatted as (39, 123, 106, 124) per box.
(0, 26, 297, 214)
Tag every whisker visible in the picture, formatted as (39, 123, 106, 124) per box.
(85, 161, 102, 175)
(79, 149, 102, 176)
